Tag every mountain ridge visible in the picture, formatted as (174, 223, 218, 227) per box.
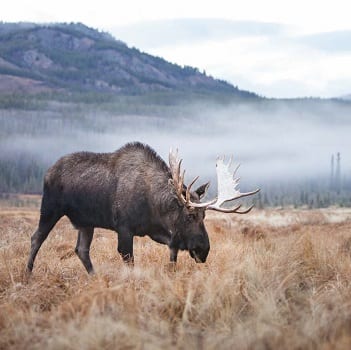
(0, 22, 257, 98)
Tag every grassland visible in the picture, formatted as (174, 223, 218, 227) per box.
(1, 199, 351, 349)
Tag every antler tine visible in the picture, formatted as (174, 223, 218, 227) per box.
(228, 155, 233, 168)
(221, 188, 260, 204)
(186, 176, 199, 202)
(169, 148, 186, 205)
(186, 198, 217, 208)
(236, 205, 255, 214)
(176, 158, 181, 179)
(233, 163, 240, 177)
(212, 204, 255, 214)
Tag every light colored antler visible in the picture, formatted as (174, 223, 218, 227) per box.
(169, 149, 259, 213)
(169, 149, 215, 208)
(169, 148, 186, 204)
(206, 156, 260, 214)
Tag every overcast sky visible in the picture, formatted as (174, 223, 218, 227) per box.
(2, 0, 351, 98)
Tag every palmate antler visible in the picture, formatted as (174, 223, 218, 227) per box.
(169, 149, 217, 208)
(169, 149, 260, 214)
(206, 156, 260, 213)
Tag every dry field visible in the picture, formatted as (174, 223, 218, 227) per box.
(1, 199, 351, 349)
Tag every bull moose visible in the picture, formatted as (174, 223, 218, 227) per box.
(27, 142, 259, 274)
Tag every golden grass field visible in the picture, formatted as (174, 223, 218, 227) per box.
(1, 196, 351, 349)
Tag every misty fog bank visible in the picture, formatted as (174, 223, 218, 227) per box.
(0, 98, 350, 200)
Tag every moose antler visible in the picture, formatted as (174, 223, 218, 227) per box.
(206, 156, 260, 213)
(169, 149, 259, 213)
(169, 149, 215, 208)
(169, 148, 186, 204)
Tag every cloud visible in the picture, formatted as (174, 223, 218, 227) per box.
(109, 18, 286, 49)
(107, 19, 351, 98)
(296, 30, 351, 53)
(129, 26, 351, 98)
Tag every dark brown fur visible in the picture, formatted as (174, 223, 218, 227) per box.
(27, 142, 209, 273)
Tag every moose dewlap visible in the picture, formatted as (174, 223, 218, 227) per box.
(27, 142, 259, 274)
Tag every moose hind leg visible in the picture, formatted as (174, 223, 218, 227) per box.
(117, 228, 134, 265)
(27, 213, 61, 272)
(75, 227, 95, 274)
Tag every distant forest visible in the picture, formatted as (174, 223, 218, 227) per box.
(0, 92, 350, 208)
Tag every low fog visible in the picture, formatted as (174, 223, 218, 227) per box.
(1, 99, 350, 193)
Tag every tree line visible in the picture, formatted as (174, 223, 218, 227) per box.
(0, 152, 350, 208)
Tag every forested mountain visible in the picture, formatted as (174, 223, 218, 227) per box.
(0, 22, 257, 97)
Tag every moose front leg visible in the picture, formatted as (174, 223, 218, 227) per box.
(167, 247, 178, 272)
(117, 229, 134, 264)
(170, 247, 179, 263)
(169, 230, 179, 264)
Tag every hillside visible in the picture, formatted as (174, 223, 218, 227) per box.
(0, 22, 256, 97)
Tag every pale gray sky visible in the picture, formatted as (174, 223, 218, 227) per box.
(2, 0, 351, 98)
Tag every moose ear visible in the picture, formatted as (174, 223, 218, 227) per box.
(195, 182, 210, 199)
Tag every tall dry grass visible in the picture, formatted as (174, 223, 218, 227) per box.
(1, 207, 351, 349)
